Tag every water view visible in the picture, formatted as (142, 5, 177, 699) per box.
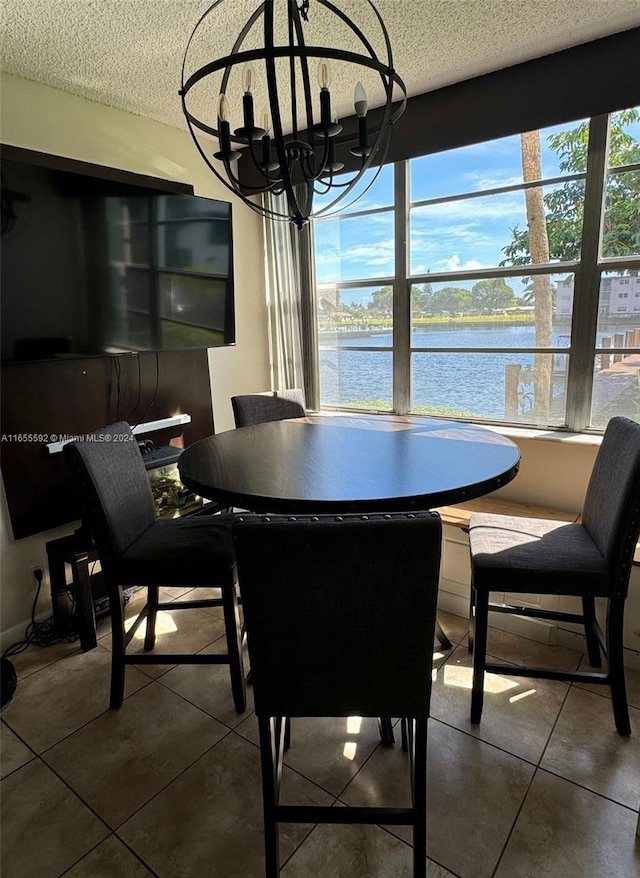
(320, 324, 570, 420)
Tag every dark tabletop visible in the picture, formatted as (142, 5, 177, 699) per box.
(178, 414, 520, 514)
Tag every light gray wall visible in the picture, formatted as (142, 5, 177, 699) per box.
(0, 73, 270, 642)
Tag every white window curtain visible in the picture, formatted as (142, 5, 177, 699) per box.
(262, 188, 320, 410)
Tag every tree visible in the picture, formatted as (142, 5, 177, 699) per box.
(501, 110, 640, 423)
(430, 287, 471, 316)
(520, 130, 553, 422)
(368, 285, 393, 316)
(412, 282, 434, 316)
(502, 109, 640, 265)
(470, 278, 516, 313)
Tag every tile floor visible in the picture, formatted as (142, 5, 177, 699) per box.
(1, 595, 639, 878)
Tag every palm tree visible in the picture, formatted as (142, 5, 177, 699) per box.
(521, 131, 553, 422)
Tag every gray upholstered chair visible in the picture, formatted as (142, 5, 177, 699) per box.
(468, 416, 640, 736)
(64, 422, 246, 712)
(231, 388, 306, 427)
(232, 511, 443, 878)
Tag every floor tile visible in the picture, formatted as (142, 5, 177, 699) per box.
(430, 644, 567, 763)
(540, 686, 640, 809)
(119, 731, 333, 878)
(63, 834, 154, 877)
(436, 610, 468, 646)
(575, 654, 640, 710)
(235, 713, 387, 797)
(43, 682, 228, 828)
(486, 627, 583, 671)
(0, 721, 35, 778)
(159, 636, 253, 728)
(282, 823, 454, 878)
(8, 639, 82, 679)
(173, 586, 225, 619)
(101, 606, 227, 680)
(1, 644, 150, 753)
(0, 759, 109, 878)
(341, 719, 534, 878)
(494, 769, 640, 878)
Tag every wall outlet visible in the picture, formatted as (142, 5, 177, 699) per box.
(28, 565, 46, 592)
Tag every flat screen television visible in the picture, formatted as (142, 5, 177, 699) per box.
(1, 146, 235, 362)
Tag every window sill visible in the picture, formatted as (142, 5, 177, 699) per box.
(318, 407, 604, 447)
(481, 423, 603, 447)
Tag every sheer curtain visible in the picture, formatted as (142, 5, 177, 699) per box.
(262, 187, 320, 411)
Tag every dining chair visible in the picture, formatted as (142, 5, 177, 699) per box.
(64, 422, 246, 713)
(468, 415, 640, 735)
(231, 388, 306, 427)
(232, 511, 442, 878)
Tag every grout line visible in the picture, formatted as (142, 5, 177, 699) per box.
(489, 765, 539, 878)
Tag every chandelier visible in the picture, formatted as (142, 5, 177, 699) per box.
(180, 0, 406, 229)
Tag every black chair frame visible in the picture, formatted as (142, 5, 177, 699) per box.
(233, 512, 443, 878)
(65, 422, 246, 713)
(468, 416, 640, 737)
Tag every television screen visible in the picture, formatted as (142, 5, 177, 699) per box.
(1, 153, 235, 362)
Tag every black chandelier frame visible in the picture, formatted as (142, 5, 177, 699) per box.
(180, 0, 407, 228)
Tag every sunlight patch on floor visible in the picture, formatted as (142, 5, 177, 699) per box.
(342, 742, 358, 760)
(443, 663, 519, 694)
(125, 611, 178, 639)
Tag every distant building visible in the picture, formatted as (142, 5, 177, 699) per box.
(555, 275, 640, 317)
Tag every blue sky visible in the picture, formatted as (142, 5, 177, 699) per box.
(314, 111, 640, 307)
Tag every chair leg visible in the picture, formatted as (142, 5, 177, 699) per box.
(144, 585, 159, 651)
(607, 598, 631, 736)
(109, 585, 126, 709)
(284, 717, 291, 752)
(468, 582, 476, 655)
(379, 717, 395, 745)
(435, 619, 453, 650)
(470, 589, 489, 724)
(582, 595, 602, 668)
(401, 717, 409, 752)
(412, 718, 428, 878)
(222, 582, 247, 713)
(258, 717, 281, 878)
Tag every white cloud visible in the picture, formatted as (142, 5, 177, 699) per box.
(435, 255, 487, 272)
(412, 194, 523, 223)
(462, 172, 523, 190)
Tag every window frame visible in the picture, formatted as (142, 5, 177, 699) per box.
(313, 112, 640, 432)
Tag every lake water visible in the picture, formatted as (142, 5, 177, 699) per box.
(319, 325, 569, 418)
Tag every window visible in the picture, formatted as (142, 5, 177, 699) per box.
(313, 108, 640, 431)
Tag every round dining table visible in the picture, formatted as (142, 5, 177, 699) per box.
(178, 414, 520, 514)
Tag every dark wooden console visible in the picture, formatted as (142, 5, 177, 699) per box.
(0, 349, 214, 538)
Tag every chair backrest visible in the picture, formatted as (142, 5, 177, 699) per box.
(64, 422, 156, 568)
(231, 389, 306, 427)
(582, 416, 640, 597)
(232, 512, 442, 719)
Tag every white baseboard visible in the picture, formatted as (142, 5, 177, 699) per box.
(439, 585, 639, 671)
(438, 580, 555, 643)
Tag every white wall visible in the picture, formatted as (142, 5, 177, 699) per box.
(0, 74, 270, 644)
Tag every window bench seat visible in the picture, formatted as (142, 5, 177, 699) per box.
(433, 497, 640, 567)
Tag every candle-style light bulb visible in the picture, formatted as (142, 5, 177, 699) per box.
(317, 60, 331, 90)
(354, 82, 368, 117)
(236, 64, 264, 140)
(317, 59, 333, 130)
(214, 93, 241, 162)
(242, 62, 256, 94)
(350, 83, 371, 158)
(262, 109, 272, 136)
(218, 93, 231, 122)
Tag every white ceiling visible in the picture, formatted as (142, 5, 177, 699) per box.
(1, 0, 639, 133)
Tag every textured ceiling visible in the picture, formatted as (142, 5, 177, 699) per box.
(1, 0, 639, 133)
